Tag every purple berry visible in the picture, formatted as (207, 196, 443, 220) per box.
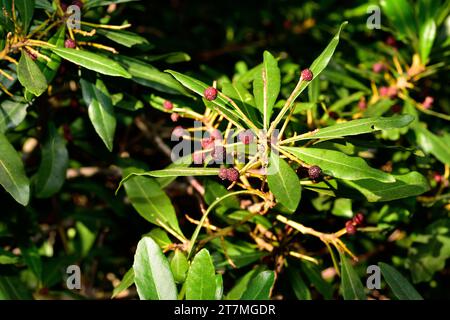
(226, 168, 240, 182)
(308, 166, 322, 180)
(65, 39, 76, 49)
(218, 168, 228, 180)
(352, 213, 364, 226)
(204, 87, 218, 101)
(301, 68, 313, 81)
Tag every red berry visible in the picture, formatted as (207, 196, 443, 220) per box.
(163, 100, 174, 110)
(218, 168, 228, 180)
(239, 131, 254, 145)
(308, 165, 322, 180)
(346, 221, 356, 235)
(301, 68, 313, 81)
(170, 113, 180, 122)
(204, 87, 218, 101)
(226, 168, 240, 182)
(434, 173, 442, 183)
(352, 213, 364, 226)
(65, 39, 76, 49)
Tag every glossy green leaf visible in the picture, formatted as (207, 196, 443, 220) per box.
(133, 237, 177, 300)
(241, 270, 275, 300)
(300, 262, 333, 299)
(381, 0, 417, 41)
(287, 115, 414, 142)
(96, 29, 149, 48)
(283, 146, 395, 182)
(156, 155, 193, 188)
(17, 51, 47, 96)
(0, 133, 30, 206)
(165, 70, 244, 127)
(123, 167, 183, 238)
(145, 229, 172, 249)
(38, 25, 65, 83)
(379, 262, 423, 300)
(112, 268, 134, 299)
(287, 268, 311, 300)
(117, 57, 190, 95)
(267, 152, 301, 213)
(0, 99, 29, 133)
(340, 253, 366, 300)
(34, 125, 69, 198)
(342, 171, 430, 202)
(185, 249, 216, 300)
(170, 249, 189, 284)
(222, 82, 260, 125)
(289, 22, 347, 104)
(225, 267, 263, 300)
(419, 19, 436, 64)
(15, 0, 34, 32)
(414, 123, 450, 165)
(80, 77, 116, 151)
(253, 51, 280, 128)
(50, 48, 131, 78)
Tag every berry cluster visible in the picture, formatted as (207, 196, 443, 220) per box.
(219, 167, 240, 182)
(345, 213, 364, 235)
(204, 87, 218, 101)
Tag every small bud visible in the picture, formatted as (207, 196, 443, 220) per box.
(172, 126, 185, 138)
(422, 96, 434, 109)
(204, 87, 218, 101)
(301, 68, 313, 81)
(163, 100, 174, 110)
(308, 165, 322, 180)
(218, 167, 228, 180)
(226, 168, 240, 182)
(352, 213, 364, 226)
(170, 113, 180, 122)
(346, 221, 357, 235)
(65, 38, 76, 49)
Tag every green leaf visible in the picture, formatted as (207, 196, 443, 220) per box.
(300, 262, 333, 299)
(80, 76, 116, 151)
(340, 253, 366, 300)
(215, 274, 223, 300)
(50, 48, 131, 78)
(117, 56, 191, 96)
(15, 0, 34, 32)
(21, 245, 42, 281)
(267, 152, 301, 213)
(165, 70, 244, 127)
(96, 29, 149, 48)
(17, 51, 47, 96)
(156, 155, 193, 188)
(414, 124, 450, 165)
(0, 275, 33, 299)
(225, 267, 263, 300)
(283, 146, 395, 182)
(289, 22, 347, 104)
(378, 262, 423, 300)
(253, 51, 280, 128)
(241, 270, 275, 300)
(287, 115, 414, 142)
(38, 25, 65, 83)
(141, 52, 191, 64)
(123, 167, 184, 238)
(34, 125, 69, 198)
(133, 237, 177, 300)
(170, 249, 189, 284)
(145, 229, 172, 249)
(381, 0, 417, 41)
(0, 133, 30, 206)
(222, 82, 260, 126)
(331, 198, 353, 218)
(0, 99, 29, 133)
(342, 171, 430, 202)
(419, 18, 436, 64)
(185, 249, 216, 300)
(287, 268, 311, 300)
(112, 268, 134, 299)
